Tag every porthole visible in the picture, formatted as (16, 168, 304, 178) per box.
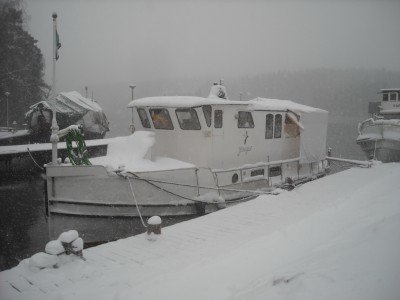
(232, 173, 239, 183)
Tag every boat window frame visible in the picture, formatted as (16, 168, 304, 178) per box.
(214, 109, 223, 128)
(274, 114, 282, 138)
(202, 105, 212, 127)
(149, 108, 174, 130)
(175, 108, 201, 130)
(265, 113, 274, 139)
(137, 108, 151, 128)
(237, 111, 255, 129)
(382, 93, 389, 102)
(390, 92, 397, 102)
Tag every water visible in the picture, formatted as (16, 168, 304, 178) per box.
(0, 176, 48, 271)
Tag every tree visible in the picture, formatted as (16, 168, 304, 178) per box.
(0, 0, 48, 127)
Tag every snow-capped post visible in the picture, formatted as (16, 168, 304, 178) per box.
(147, 216, 162, 237)
(50, 109, 59, 164)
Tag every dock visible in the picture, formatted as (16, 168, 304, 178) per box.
(0, 138, 111, 173)
(0, 162, 399, 300)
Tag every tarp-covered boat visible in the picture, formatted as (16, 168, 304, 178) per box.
(26, 91, 109, 143)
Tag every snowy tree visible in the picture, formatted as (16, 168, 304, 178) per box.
(0, 0, 48, 126)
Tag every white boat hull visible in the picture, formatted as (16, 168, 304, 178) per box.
(357, 119, 400, 162)
(46, 160, 327, 244)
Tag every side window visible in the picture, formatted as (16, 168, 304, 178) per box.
(149, 108, 174, 130)
(284, 114, 300, 137)
(274, 114, 282, 138)
(265, 114, 273, 139)
(390, 92, 397, 102)
(382, 93, 389, 101)
(202, 105, 212, 127)
(238, 111, 255, 128)
(175, 108, 201, 130)
(137, 108, 151, 128)
(214, 110, 223, 128)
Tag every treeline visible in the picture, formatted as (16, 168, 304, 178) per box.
(0, 0, 47, 127)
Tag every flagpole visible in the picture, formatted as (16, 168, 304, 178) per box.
(52, 12, 57, 99)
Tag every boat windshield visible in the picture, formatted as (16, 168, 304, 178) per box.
(149, 108, 174, 130)
(175, 108, 201, 130)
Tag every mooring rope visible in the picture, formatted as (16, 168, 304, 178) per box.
(26, 148, 44, 170)
(127, 177, 147, 228)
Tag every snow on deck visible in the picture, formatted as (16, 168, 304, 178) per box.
(1, 163, 400, 300)
(0, 138, 111, 156)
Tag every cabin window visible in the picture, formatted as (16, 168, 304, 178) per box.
(390, 93, 397, 102)
(382, 93, 389, 101)
(202, 105, 212, 127)
(214, 110, 223, 128)
(149, 108, 174, 130)
(265, 114, 273, 139)
(284, 114, 300, 137)
(274, 114, 282, 138)
(238, 111, 255, 128)
(137, 108, 151, 128)
(175, 108, 201, 130)
(250, 169, 265, 177)
(269, 166, 282, 177)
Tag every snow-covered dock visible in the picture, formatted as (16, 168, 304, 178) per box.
(1, 163, 400, 300)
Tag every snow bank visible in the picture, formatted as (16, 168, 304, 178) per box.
(91, 131, 194, 172)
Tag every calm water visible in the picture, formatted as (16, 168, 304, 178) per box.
(0, 122, 365, 271)
(0, 175, 48, 271)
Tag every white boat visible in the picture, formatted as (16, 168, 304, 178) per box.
(357, 88, 400, 162)
(45, 83, 329, 243)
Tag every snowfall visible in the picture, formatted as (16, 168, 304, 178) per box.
(1, 162, 400, 300)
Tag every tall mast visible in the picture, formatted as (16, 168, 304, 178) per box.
(52, 12, 58, 99)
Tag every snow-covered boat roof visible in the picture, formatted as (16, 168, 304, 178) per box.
(379, 88, 400, 93)
(128, 96, 325, 114)
(27, 91, 104, 116)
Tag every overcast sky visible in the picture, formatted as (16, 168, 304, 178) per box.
(25, 0, 400, 95)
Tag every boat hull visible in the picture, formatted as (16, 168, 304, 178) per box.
(46, 160, 327, 243)
(356, 138, 400, 162)
(356, 119, 400, 162)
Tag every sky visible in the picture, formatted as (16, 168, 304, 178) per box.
(24, 0, 400, 96)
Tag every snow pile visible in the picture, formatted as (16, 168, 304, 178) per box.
(91, 131, 195, 172)
(28, 230, 84, 271)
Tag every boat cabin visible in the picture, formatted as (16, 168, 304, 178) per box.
(127, 85, 328, 170)
(380, 88, 400, 117)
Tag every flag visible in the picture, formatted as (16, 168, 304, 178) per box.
(56, 30, 61, 60)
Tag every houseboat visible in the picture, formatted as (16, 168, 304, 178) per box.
(357, 88, 400, 162)
(45, 83, 329, 243)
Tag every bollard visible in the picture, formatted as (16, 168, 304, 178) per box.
(147, 216, 162, 236)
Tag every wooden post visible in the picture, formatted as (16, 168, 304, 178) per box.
(147, 216, 162, 235)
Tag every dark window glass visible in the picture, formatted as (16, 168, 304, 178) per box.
(137, 108, 151, 128)
(214, 110, 223, 128)
(269, 166, 282, 177)
(265, 114, 273, 139)
(149, 108, 174, 130)
(390, 93, 397, 101)
(382, 93, 389, 101)
(175, 108, 201, 130)
(250, 169, 265, 177)
(274, 114, 282, 138)
(202, 105, 212, 127)
(238, 111, 255, 128)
